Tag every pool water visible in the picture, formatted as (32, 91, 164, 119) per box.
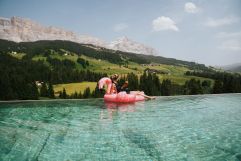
(0, 94, 241, 161)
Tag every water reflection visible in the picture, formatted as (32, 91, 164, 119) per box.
(104, 102, 135, 110)
(99, 102, 138, 120)
(0, 95, 241, 161)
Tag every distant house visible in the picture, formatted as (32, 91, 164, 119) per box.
(141, 63, 159, 67)
(145, 68, 169, 74)
(35, 81, 44, 87)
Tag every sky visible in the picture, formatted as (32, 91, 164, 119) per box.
(0, 0, 241, 66)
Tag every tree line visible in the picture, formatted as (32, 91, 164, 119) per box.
(128, 72, 213, 96)
(185, 71, 241, 93)
(1, 45, 240, 100)
(0, 53, 107, 100)
(29, 71, 241, 100)
(1, 53, 240, 101)
(36, 71, 241, 100)
(58, 85, 104, 99)
(45, 56, 106, 84)
(0, 39, 211, 70)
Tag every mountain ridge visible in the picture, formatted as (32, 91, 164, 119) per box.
(221, 62, 241, 72)
(0, 16, 157, 55)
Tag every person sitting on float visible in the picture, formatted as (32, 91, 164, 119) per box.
(110, 74, 155, 99)
(110, 74, 119, 94)
(117, 81, 130, 94)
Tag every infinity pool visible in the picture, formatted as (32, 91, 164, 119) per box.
(0, 94, 241, 161)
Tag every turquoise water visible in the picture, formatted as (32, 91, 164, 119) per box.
(0, 94, 241, 161)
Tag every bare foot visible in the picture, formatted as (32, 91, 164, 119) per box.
(146, 96, 156, 100)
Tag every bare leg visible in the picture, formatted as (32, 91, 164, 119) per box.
(136, 92, 156, 100)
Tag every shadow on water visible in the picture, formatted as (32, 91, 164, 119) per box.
(123, 128, 162, 161)
(0, 129, 17, 155)
(0, 98, 104, 109)
(237, 154, 241, 161)
(35, 133, 50, 161)
(215, 146, 241, 161)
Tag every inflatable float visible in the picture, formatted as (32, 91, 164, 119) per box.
(98, 77, 145, 103)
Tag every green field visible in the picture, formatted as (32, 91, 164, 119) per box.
(53, 75, 214, 96)
(32, 51, 190, 74)
(8, 52, 26, 59)
(31, 51, 214, 90)
(53, 82, 97, 96)
(158, 75, 214, 85)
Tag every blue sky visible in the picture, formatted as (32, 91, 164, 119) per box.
(0, 0, 241, 66)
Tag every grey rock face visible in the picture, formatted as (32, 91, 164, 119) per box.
(0, 16, 158, 55)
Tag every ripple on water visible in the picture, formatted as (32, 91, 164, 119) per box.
(0, 94, 241, 161)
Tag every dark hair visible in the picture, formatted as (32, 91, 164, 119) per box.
(111, 74, 119, 81)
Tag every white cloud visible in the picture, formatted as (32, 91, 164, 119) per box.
(216, 31, 241, 38)
(152, 16, 179, 32)
(205, 16, 240, 27)
(113, 23, 128, 32)
(217, 31, 241, 51)
(218, 39, 241, 51)
(185, 2, 199, 13)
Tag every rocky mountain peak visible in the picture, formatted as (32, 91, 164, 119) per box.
(0, 16, 158, 55)
(109, 36, 158, 55)
(0, 16, 107, 47)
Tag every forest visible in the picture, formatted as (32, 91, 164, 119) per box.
(0, 39, 211, 70)
(0, 39, 241, 100)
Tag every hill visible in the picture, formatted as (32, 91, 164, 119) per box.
(221, 63, 241, 73)
(0, 39, 240, 100)
(0, 39, 211, 71)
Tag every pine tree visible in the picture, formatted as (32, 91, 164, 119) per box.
(161, 79, 172, 96)
(201, 80, 211, 94)
(83, 87, 91, 98)
(0, 71, 16, 100)
(213, 80, 223, 94)
(74, 91, 78, 98)
(184, 79, 202, 95)
(62, 88, 67, 99)
(139, 72, 161, 96)
(59, 91, 63, 98)
(139, 72, 147, 92)
(86, 60, 89, 66)
(127, 73, 139, 91)
(40, 82, 48, 97)
(92, 84, 104, 98)
(78, 91, 83, 99)
(48, 82, 55, 98)
(30, 82, 39, 99)
(152, 73, 161, 95)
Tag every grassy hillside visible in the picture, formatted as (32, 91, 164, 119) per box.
(0, 39, 217, 95)
(0, 39, 211, 70)
(32, 52, 214, 85)
(159, 75, 214, 85)
(1, 39, 241, 100)
(53, 82, 97, 96)
(30, 51, 187, 75)
(5, 46, 214, 87)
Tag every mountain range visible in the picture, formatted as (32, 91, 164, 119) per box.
(0, 16, 157, 55)
(221, 63, 241, 73)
